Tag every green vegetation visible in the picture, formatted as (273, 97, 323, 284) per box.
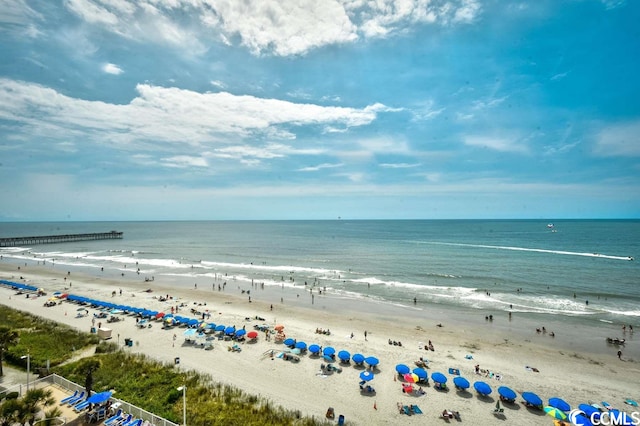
(0, 388, 62, 425)
(1, 306, 326, 425)
(0, 306, 99, 371)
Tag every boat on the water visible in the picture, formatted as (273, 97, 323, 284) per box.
(606, 337, 625, 345)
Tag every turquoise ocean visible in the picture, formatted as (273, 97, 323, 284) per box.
(1, 220, 639, 355)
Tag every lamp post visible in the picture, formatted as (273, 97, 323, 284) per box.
(177, 385, 186, 426)
(20, 352, 30, 392)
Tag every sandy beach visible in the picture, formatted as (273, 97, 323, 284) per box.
(1, 262, 639, 426)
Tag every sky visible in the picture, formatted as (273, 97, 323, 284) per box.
(0, 0, 639, 221)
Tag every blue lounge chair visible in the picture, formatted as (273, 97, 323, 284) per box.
(65, 391, 85, 406)
(411, 405, 423, 414)
(112, 414, 132, 426)
(337, 415, 345, 426)
(104, 409, 124, 426)
(122, 418, 142, 426)
(73, 399, 91, 412)
(60, 390, 78, 404)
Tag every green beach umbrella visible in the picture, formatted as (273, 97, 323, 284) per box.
(544, 406, 567, 420)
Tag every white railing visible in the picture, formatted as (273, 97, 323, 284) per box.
(1, 374, 178, 426)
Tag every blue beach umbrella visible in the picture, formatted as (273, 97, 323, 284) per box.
(308, 344, 321, 354)
(549, 397, 571, 412)
(497, 386, 517, 401)
(283, 338, 296, 347)
(235, 329, 246, 338)
(360, 371, 374, 382)
(395, 364, 410, 375)
(365, 356, 379, 367)
(352, 353, 365, 364)
(295, 341, 307, 350)
(183, 329, 196, 338)
(215, 324, 225, 332)
(338, 350, 350, 362)
(578, 404, 601, 420)
(87, 391, 113, 404)
(522, 392, 543, 408)
(431, 372, 447, 384)
(609, 410, 634, 426)
(412, 368, 428, 381)
(473, 381, 492, 396)
(453, 376, 470, 390)
(206, 322, 216, 329)
(224, 326, 235, 335)
(323, 347, 335, 356)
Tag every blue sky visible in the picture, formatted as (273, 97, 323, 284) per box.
(0, 0, 638, 221)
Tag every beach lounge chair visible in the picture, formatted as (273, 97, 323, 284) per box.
(73, 399, 92, 412)
(402, 405, 412, 415)
(60, 390, 79, 405)
(104, 409, 124, 426)
(337, 414, 345, 425)
(65, 391, 85, 406)
(411, 405, 423, 414)
(122, 417, 142, 426)
(112, 414, 133, 426)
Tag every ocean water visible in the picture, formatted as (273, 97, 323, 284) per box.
(1, 220, 639, 353)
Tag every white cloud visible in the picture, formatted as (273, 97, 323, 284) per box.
(379, 162, 420, 169)
(298, 163, 343, 172)
(103, 63, 123, 75)
(60, 0, 481, 57)
(161, 155, 208, 168)
(0, 79, 390, 149)
(463, 135, 529, 153)
(593, 121, 640, 157)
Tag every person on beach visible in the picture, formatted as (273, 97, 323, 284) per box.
(618, 350, 622, 359)
(364, 330, 368, 341)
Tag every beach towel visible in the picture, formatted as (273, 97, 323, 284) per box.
(412, 405, 423, 414)
(448, 368, 460, 375)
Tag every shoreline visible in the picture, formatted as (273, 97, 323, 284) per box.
(1, 261, 640, 425)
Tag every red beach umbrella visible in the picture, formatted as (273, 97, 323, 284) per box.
(155, 312, 165, 319)
(247, 331, 259, 339)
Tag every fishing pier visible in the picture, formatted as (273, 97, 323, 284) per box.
(0, 231, 123, 247)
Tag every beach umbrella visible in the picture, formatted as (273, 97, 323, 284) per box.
(360, 371, 374, 382)
(352, 353, 365, 364)
(274, 324, 284, 331)
(544, 406, 567, 421)
(473, 381, 492, 396)
(247, 331, 258, 339)
(395, 364, 411, 375)
(497, 386, 517, 401)
(609, 410, 635, 426)
(549, 397, 571, 412)
(431, 372, 447, 384)
(87, 391, 113, 404)
(323, 355, 335, 363)
(225, 326, 235, 335)
(183, 329, 196, 338)
(338, 350, 350, 362)
(323, 347, 335, 356)
(235, 329, 246, 338)
(309, 344, 321, 354)
(295, 341, 307, 350)
(188, 319, 199, 327)
(578, 404, 601, 419)
(453, 376, 470, 390)
(403, 373, 419, 384)
(412, 368, 428, 381)
(522, 392, 543, 408)
(206, 322, 216, 330)
(215, 325, 226, 332)
(364, 356, 379, 367)
(283, 338, 296, 347)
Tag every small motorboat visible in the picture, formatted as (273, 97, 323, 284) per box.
(606, 337, 625, 345)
